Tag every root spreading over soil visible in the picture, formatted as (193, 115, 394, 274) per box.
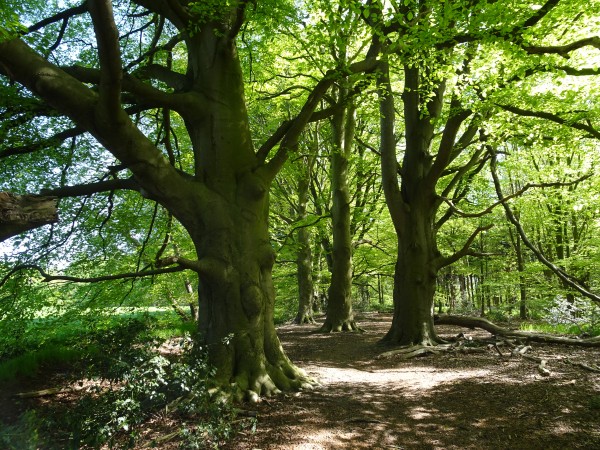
(226, 313, 600, 450)
(2, 313, 600, 449)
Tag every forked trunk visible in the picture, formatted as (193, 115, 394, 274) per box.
(179, 36, 312, 399)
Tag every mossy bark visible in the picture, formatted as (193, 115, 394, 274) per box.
(321, 98, 359, 333)
(0, 4, 327, 401)
(377, 63, 456, 347)
(380, 207, 442, 346)
(294, 166, 316, 325)
(175, 39, 312, 399)
(185, 179, 311, 400)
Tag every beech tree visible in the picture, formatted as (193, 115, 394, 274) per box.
(0, 0, 380, 399)
(370, 0, 600, 347)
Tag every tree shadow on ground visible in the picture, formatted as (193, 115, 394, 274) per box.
(227, 314, 600, 449)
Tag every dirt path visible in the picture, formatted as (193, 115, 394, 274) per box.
(226, 313, 600, 450)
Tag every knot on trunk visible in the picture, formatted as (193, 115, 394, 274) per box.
(241, 283, 263, 319)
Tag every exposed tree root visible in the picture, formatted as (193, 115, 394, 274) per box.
(376, 344, 448, 360)
(375, 340, 488, 360)
(435, 314, 600, 347)
(320, 319, 364, 333)
(228, 363, 319, 403)
(294, 314, 316, 325)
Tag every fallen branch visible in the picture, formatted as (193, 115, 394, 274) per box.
(14, 387, 72, 398)
(435, 315, 600, 347)
(565, 358, 600, 373)
(521, 354, 551, 377)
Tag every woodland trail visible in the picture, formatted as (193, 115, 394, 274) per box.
(225, 313, 600, 450)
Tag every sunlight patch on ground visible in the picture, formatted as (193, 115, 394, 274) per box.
(306, 366, 493, 393)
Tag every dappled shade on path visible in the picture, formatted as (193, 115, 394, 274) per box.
(226, 313, 600, 449)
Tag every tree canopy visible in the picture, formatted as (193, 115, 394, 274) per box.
(1, 0, 600, 406)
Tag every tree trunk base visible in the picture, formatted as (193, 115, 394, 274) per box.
(215, 342, 319, 403)
(320, 319, 363, 333)
(294, 314, 316, 325)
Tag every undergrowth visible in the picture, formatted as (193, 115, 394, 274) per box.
(1, 313, 252, 448)
(61, 333, 254, 449)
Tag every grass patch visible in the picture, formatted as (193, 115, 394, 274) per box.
(0, 345, 82, 382)
(520, 321, 600, 336)
(0, 309, 191, 383)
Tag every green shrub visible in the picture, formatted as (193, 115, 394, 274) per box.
(65, 334, 253, 449)
(0, 411, 43, 450)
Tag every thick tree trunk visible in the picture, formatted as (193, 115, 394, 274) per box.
(380, 210, 442, 346)
(321, 101, 359, 332)
(176, 37, 313, 399)
(377, 63, 454, 347)
(187, 181, 311, 401)
(0, 192, 58, 241)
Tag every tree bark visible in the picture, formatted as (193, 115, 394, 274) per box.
(0, 0, 381, 399)
(377, 62, 445, 346)
(380, 205, 441, 346)
(0, 192, 58, 241)
(295, 163, 316, 325)
(0, 9, 317, 400)
(321, 98, 359, 332)
(186, 181, 311, 401)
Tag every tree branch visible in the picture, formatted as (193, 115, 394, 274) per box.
(440, 173, 592, 219)
(261, 56, 379, 181)
(0, 127, 84, 159)
(498, 104, 600, 140)
(0, 264, 184, 287)
(26, 1, 88, 34)
(88, 0, 122, 112)
(134, 64, 190, 91)
(228, 0, 251, 41)
(0, 194, 58, 242)
(63, 65, 192, 111)
(524, 36, 600, 58)
(556, 65, 600, 76)
(425, 100, 472, 188)
(377, 57, 406, 226)
(490, 153, 600, 305)
(39, 178, 141, 198)
(435, 224, 494, 269)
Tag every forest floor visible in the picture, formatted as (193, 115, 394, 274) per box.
(2, 312, 600, 449)
(224, 312, 600, 450)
